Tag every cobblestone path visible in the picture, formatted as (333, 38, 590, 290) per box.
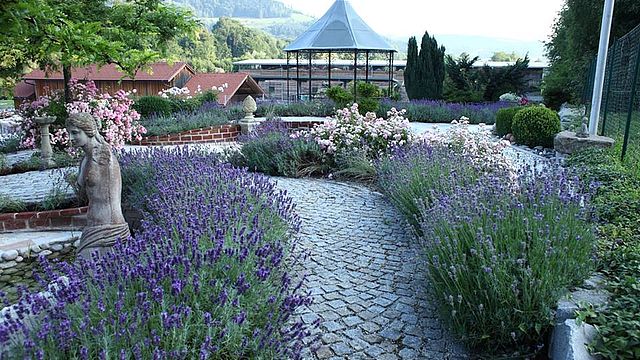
(273, 177, 468, 360)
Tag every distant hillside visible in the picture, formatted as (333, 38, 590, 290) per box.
(167, 0, 294, 18)
(167, 18, 287, 72)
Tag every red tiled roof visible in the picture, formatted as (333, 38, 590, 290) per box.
(184, 72, 264, 105)
(13, 81, 35, 98)
(22, 62, 194, 81)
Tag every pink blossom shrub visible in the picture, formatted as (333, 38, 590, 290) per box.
(19, 79, 146, 151)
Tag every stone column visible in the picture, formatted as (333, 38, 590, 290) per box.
(35, 116, 56, 168)
(239, 95, 260, 135)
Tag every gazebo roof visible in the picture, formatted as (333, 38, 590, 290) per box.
(284, 0, 395, 52)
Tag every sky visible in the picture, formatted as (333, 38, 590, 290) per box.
(278, 0, 565, 42)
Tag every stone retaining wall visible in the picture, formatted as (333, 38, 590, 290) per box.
(0, 235, 78, 301)
(0, 207, 87, 232)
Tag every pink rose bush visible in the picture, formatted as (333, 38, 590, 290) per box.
(296, 103, 414, 159)
(19, 79, 146, 151)
(66, 80, 146, 149)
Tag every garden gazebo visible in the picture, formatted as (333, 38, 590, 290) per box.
(284, 0, 397, 102)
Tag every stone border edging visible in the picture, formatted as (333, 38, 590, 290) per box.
(0, 206, 87, 232)
(549, 274, 609, 360)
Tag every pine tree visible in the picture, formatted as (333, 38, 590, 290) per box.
(404, 37, 419, 100)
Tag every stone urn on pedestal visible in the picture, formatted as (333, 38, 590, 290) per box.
(239, 95, 261, 135)
(34, 116, 57, 168)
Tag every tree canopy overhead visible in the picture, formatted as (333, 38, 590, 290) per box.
(0, 0, 198, 102)
(543, 0, 640, 107)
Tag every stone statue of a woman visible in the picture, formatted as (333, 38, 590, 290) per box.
(66, 113, 130, 259)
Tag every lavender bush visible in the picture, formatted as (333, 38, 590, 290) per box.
(140, 104, 240, 137)
(0, 148, 314, 359)
(379, 99, 512, 124)
(377, 143, 480, 232)
(377, 121, 514, 232)
(419, 167, 596, 353)
(231, 119, 330, 178)
(255, 99, 334, 118)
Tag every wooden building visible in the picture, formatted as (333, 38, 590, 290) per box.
(14, 62, 196, 107)
(14, 62, 265, 108)
(184, 73, 265, 106)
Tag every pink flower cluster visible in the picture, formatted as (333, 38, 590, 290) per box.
(296, 103, 413, 159)
(19, 79, 146, 151)
(66, 80, 146, 150)
(18, 94, 70, 149)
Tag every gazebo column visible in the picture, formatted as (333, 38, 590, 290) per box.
(308, 51, 312, 100)
(365, 50, 370, 83)
(296, 52, 300, 101)
(388, 51, 394, 96)
(328, 50, 332, 88)
(286, 52, 290, 103)
(353, 50, 358, 102)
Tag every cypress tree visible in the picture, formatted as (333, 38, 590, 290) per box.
(404, 36, 419, 100)
(418, 31, 445, 99)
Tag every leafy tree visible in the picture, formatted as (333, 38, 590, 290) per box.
(212, 18, 286, 63)
(167, 27, 227, 73)
(479, 55, 530, 101)
(404, 32, 445, 100)
(443, 53, 483, 102)
(491, 51, 521, 62)
(544, 0, 640, 105)
(0, 0, 198, 103)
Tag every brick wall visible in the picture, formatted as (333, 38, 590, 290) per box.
(0, 207, 87, 232)
(136, 121, 326, 146)
(137, 124, 242, 146)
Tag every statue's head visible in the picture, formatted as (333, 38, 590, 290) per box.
(66, 112, 98, 148)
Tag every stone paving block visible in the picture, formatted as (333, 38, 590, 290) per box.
(322, 321, 345, 332)
(359, 321, 381, 334)
(343, 315, 364, 327)
(330, 341, 352, 356)
(399, 348, 420, 359)
(315, 345, 334, 359)
(365, 345, 385, 358)
(321, 333, 342, 345)
(402, 335, 422, 349)
(379, 327, 402, 341)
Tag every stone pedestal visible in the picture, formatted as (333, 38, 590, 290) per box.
(554, 130, 615, 155)
(239, 95, 259, 135)
(34, 116, 56, 168)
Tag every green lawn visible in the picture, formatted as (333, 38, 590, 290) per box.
(0, 100, 13, 110)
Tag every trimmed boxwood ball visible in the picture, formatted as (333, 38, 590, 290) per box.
(495, 106, 523, 136)
(512, 105, 561, 148)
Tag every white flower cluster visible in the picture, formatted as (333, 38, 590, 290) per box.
(295, 103, 413, 158)
(498, 93, 522, 103)
(158, 87, 190, 99)
(418, 117, 516, 179)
